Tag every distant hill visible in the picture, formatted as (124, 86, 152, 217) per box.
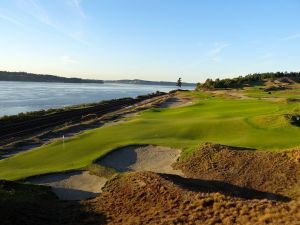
(105, 79, 196, 87)
(0, 71, 104, 84)
(0, 71, 195, 86)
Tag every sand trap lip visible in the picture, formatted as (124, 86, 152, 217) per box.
(98, 145, 183, 176)
(27, 171, 107, 201)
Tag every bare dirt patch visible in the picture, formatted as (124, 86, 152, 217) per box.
(174, 143, 300, 197)
(159, 96, 194, 108)
(27, 171, 107, 200)
(98, 145, 183, 176)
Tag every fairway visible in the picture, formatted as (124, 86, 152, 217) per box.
(1, 92, 300, 180)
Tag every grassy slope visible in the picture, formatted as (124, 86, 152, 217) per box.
(1, 91, 300, 180)
(245, 86, 300, 99)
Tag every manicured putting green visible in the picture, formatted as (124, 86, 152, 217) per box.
(1, 93, 300, 180)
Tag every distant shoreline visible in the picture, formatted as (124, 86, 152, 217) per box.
(0, 71, 196, 86)
(0, 71, 104, 84)
(0, 91, 169, 157)
(105, 79, 196, 86)
(0, 80, 195, 87)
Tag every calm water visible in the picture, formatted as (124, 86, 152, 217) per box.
(0, 81, 194, 116)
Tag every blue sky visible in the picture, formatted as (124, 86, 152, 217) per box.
(0, 0, 300, 82)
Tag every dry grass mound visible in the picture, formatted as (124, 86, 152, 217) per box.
(174, 143, 300, 197)
(2, 169, 300, 224)
(82, 172, 300, 225)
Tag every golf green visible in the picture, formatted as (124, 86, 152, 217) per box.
(1, 92, 300, 180)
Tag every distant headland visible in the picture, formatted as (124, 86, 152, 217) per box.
(0, 71, 104, 84)
(0, 71, 196, 86)
(105, 79, 196, 86)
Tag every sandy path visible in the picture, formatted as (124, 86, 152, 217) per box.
(98, 145, 183, 176)
(28, 171, 107, 200)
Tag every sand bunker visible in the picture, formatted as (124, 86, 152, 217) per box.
(161, 97, 193, 108)
(98, 145, 183, 176)
(27, 145, 182, 200)
(160, 96, 194, 108)
(28, 171, 107, 200)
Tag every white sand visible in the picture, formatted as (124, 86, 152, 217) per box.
(28, 171, 107, 201)
(98, 145, 183, 176)
(28, 145, 182, 200)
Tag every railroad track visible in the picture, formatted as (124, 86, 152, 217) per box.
(0, 93, 167, 146)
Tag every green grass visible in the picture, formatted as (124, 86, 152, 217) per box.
(245, 87, 300, 99)
(84, 164, 117, 179)
(1, 91, 300, 180)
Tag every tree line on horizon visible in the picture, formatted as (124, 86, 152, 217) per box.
(197, 71, 300, 89)
(0, 71, 104, 84)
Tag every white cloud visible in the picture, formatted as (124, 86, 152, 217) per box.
(208, 42, 230, 56)
(262, 52, 274, 59)
(281, 33, 300, 41)
(0, 12, 24, 27)
(208, 42, 230, 62)
(16, 0, 51, 26)
(16, 0, 89, 45)
(67, 0, 86, 18)
(59, 55, 77, 64)
(186, 42, 231, 67)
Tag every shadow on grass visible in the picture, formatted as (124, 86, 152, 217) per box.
(0, 199, 107, 225)
(202, 143, 256, 151)
(0, 180, 107, 225)
(160, 173, 290, 202)
(51, 187, 100, 201)
(159, 97, 182, 108)
(97, 145, 141, 172)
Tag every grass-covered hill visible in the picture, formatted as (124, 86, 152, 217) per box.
(1, 86, 300, 181)
(2, 171, 299, 225)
